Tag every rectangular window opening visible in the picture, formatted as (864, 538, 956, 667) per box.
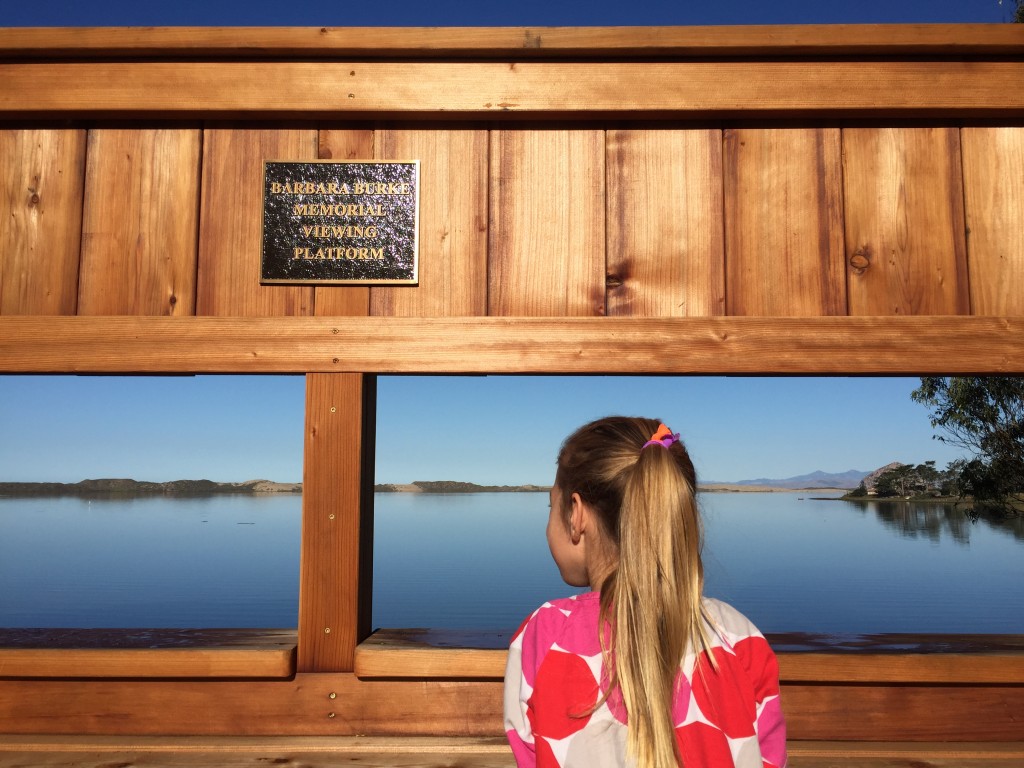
(371, 374, 1024, 648)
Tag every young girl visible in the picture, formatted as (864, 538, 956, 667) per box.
(504, 417, 787, 768)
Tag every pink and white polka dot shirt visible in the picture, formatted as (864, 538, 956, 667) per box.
(504, 592, 787, 768)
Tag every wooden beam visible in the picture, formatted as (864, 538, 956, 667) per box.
(2, 62, 1022, 118)
(0, 648, 295, 679)
(1, 315, 1023, 374)
(0, 629, 296, 679)
(354, 632, 1024, 684)
(0, 25, 1021, 59)
(1, 673, 1023, 740)
(355, 644, 507, 680)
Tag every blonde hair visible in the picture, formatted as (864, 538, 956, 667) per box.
(555, 416, 713, 768)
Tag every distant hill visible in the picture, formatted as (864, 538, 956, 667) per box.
(714, 469, 867, 490)
(0, 479, 301, 498)
(375, 480, 548, 493)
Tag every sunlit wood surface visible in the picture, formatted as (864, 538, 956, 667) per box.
(724, 129, 845, 316)
(77, 128, 201, 316)
(371, 129, 488, 317)
(3, 61, 1023, 117)
(605, 129, 725, 317)
(196, 128, 316, 317)
(2, 24, 1023, 58)
(0, 629, 296, 678)
(843, 127, 969, 316)
(0, 128, 85, 314)
(2, 316, 1023, 374)
(962, 127, 1024, 316)
(488, 130, 605, 316)
(354, 629, 1024, 683)
(297, 373, 374, 672)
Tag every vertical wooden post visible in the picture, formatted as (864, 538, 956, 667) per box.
(297, 372, 376, 672)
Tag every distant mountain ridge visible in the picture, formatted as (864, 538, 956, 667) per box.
(712, 469, 867, 490)
(0, 479, 301, 497)
(375, 481, 548, 493)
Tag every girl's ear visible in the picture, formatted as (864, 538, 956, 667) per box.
(569, 492, 586, 544)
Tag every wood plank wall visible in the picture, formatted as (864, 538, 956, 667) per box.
(5, 125, 1024, 320)
(1, 26, 1023, 742)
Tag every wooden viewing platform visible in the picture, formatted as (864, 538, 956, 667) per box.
(1, 22, 1023, 767)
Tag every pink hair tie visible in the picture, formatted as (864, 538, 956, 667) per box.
(642, 423, 680, 450)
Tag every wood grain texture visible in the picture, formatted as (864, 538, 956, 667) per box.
(724, 128, 846, 316)
(2, 25, 1024, 59)
(0, 674, 504, 737)
(354, 636, 1024, 684)
(370, 129, 488, 317)
(313, 129, 374, 317)
(2, 316, 1024, 374)
(0, 674, 1022, 741)
(0, 737, 1021, 768)
(843, 128, 969, 316)
(3, 62, 1024, 117)
(488, 130, 605, 316)
(962, 127, 1024, 316)
(606, 129, 725, 316)
(298, 373, 374, 672)
(196, 127, 315, 317)
(355, 646, 507, 679)
(0, 630, 297, 679)
(0, 128, 85, 315)
(0, 647, 295, 679)
(783, 683, 1024, 741)
(77, 128, 200, 316)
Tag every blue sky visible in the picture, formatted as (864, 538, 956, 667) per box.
(0, 0, 1015, 26)
(0, 375, 966, 485)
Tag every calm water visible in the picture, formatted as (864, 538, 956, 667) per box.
(0, 495, 301, 628)
(1, 492, 1021, 633)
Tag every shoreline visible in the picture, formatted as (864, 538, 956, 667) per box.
(699, 484, 851, 494)
(0, 479, 857, 498)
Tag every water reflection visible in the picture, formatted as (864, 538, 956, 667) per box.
(843, 499, 1024, 545)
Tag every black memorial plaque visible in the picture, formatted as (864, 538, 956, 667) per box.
(261, 160, 419, 285)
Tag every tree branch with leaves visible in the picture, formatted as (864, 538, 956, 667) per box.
(912, 377, 1024, 515)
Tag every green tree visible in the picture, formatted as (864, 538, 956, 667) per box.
(874, 464, 916, 497)
(912, 377, 1024, 514)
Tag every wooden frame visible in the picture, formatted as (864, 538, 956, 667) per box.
(1, 316, 1023, 373)
(2, 24, 1023, 746)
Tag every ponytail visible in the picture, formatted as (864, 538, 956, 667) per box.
(556, 417, 712, 768)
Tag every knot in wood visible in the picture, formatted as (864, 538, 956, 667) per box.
(849, 246, 872, 274)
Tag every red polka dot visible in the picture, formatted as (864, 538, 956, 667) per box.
(691, 648, 756, 739)
(530, 650, 599, 740)
(677, 721, 735, 767)
(735, 636, 781, 698)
